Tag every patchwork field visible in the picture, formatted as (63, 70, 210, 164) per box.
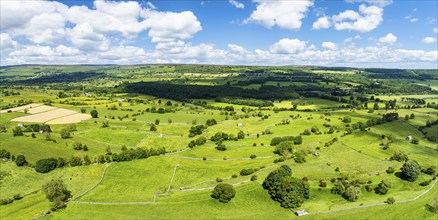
(0, 65, 437, 219)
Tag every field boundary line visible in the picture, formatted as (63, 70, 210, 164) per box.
(70, 163, 112, 202)
(166, 164, 179, 195)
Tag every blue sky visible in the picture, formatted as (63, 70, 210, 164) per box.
(1, 0, 437, 68)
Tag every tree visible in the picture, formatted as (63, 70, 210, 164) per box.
(401, 160, 421, 182)
(411, 138, 419, 144)
(155, 119, 160, 125)
(410, 113, 415, 119)
(42, 179, 72, 209)
(273, 141, 293, 157)
(375, 180, 391, 195)
(83, 155, 91, 165)
(69, 156, 82, 167)
(80, 107, 86, 113)
(211, 183, 236, 203)
(373, 102, 379, 110)
(150, 124, 157, 131)
(15, 155, 27, 166)
(343, 185, 360, 202)
(237, 130, 245, 139)
(90, 110, 98, 118)
(60, 128, 71, 139)
(35, 158, 58, 173)
(12, 126, 23, 136)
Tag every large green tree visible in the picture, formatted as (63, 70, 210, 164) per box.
(42, 179, 72, 209)
(401, 160, 421, 182)
(211, 183, 236, 203)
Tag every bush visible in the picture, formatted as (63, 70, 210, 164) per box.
(240, 168, 255, 176)
(374, 180, 391, 195)
(386, 166, 395, 174)
(13, 194, 23, 200)
(69, 156, 82, 167)
(319, 180, 327, 187)
(12, 126, 23, 136)
(386, 197, 395, 204)
(250, 155, 257, 159)
(390, 151, 409, 162)
(60, 128, 71, 139)
(90, 110, 98, 118)
(251, 175, 258, 181)
(150, 124, 157, 131)
(35, 158, 58, 173)
(423, 166, 437, 175)
(0, 198, 13, 206)
(411, 138, 419, 144)
(232, 174, 238, 178)
(216, 177, 223, 183)
(211, 183, 236, 203)
(15, 155, 27, 166)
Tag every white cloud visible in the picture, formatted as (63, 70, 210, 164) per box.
(0, 0, 68, 44)
(433, 28, 438, 34)
(270, 38, 307, 54)
(422, 37, 437, 44)
(229, 0, 244, 9)
(332, 4, 383, 33)
(344, 0, 393, 7)
(228, 44, 247, 54)
(378, 33, 397, 44)
(146, 2, 157, 10)
(313, 16, 331, 29)
(142, 11, 202, 44)
(67, 23, 110, 51)
(344, 35, 361, 42)
(322, 41, 337, 50)
(405, 15, 418, 23)
(0, 33, 18, 50)
(244, 0, 313, 30)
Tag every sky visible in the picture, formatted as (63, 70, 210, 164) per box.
(0, 0, 437, 68)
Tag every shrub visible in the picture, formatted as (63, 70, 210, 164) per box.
(375, 180, 391, 195)
(35, 158, 58, 173)
(386, 166, 395, 174)
(240, 168, 255, 176)
(90, 110, 98, 118)
(423, 166, 437, 175)
(251, 175, 258, 181)
(15, 155, 27, 166)
(385, 197, 395, 204)
(211, 183, 236, 203)
(250, 155, 257, 159)
(390, 151, 409, 162)
(13, 194, 22, 200)
(232, 174, 238, 178)
(216, 177, 223, 183)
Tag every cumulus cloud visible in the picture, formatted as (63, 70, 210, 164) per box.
(378, 33, 397, 44)
(142, 11, 202, 43)
(332, 4, 383, 33)
(322, 41, 337, 50)
(270, 38, 307, 54)
(313, 16, 331, 29)
(229, 0, 244, 9)
(244, 0, 313, 30)
(422, 37, 437, 44)
(0, 33, 18, 50)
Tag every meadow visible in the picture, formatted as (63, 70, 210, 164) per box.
(0, 65, 437, 219)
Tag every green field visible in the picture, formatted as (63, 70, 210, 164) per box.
(1, 65, 437, 219)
